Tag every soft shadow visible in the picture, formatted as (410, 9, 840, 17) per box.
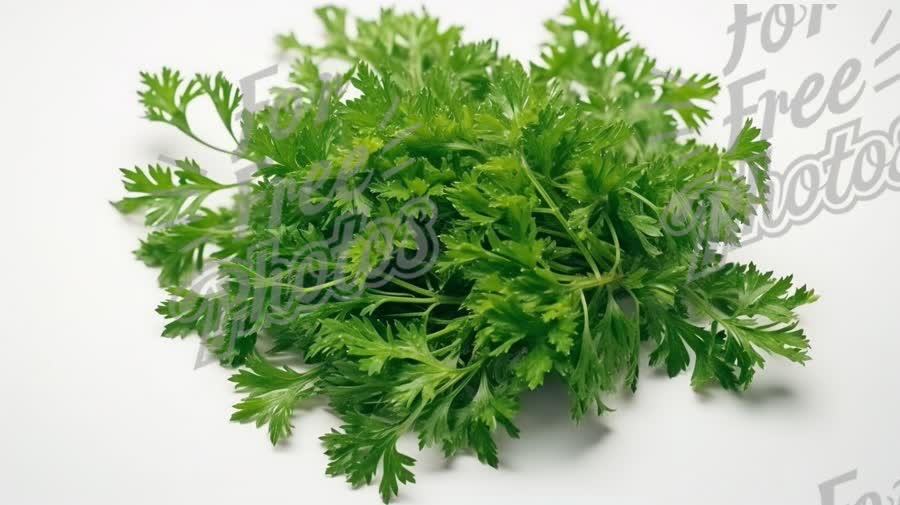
(734, 383, 797, 405)
(414, 376, 612, 474)
(688, 380, 802, 410)
(495, 376, 612, 470)
(636, 344, 803, 409)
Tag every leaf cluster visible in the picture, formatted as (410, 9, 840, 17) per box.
(114, 2, 817, 502)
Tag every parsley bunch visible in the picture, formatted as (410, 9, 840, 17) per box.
(114, 1, 817, 502)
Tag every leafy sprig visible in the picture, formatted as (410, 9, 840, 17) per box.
(115, 2, 818, 502)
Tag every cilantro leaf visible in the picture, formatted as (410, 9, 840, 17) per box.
(114, 1, 818, 501)
(229, 354, 320, 445)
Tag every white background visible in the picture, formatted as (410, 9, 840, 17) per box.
(2, 1, 898, 504)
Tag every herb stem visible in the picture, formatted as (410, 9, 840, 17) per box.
(387, 277, 438, 298)
(604, 215, 622, 274)
(567, 274, 620, 291)
(622, 187, 659, 213)
(520, 157, 603, 280)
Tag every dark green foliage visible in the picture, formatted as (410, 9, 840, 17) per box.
(114, 2, 817, 502)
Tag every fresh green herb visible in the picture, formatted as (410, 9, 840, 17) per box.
(114, 2, 817, 502)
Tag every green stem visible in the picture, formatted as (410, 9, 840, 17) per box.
(537, 226, 573, 241)
(272, 276, 351, 294)
(549, 261, 582, 274)
(567, 274, 620, 292)
(387, 278, 438, 298)
(579, 289, 592, 340)
(373, 295, 465, 306)
(520, 157, 603, 279)
(622, 187, 659, 214)
(426, 324, 458, 341)
(185, 131, 239, 157)
(604, 215, 622, 274)
(224, 262, 353, 294)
